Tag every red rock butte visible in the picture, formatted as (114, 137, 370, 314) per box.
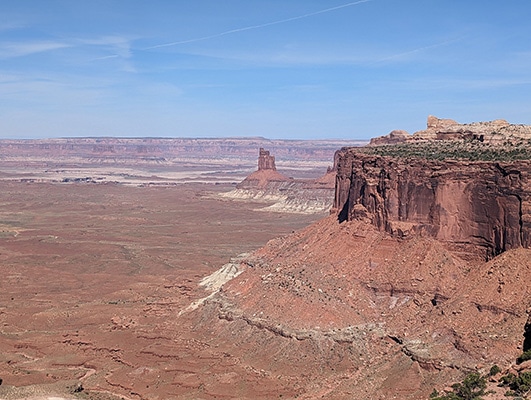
(229, 148, 336, 213)
(237, 148, 291, 189)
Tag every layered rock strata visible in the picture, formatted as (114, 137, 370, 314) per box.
(0, 137, 359, 165)
(334, 149, 531, 260)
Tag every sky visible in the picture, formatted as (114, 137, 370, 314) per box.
(1, 0, 531, 140)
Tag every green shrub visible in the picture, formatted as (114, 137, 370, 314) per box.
(500, 373, 517, 387)
(430, 373, 488, 400)
(489, 365, 502, 376)
(517, 349, 531, 364)
(499, 371, 531, 397)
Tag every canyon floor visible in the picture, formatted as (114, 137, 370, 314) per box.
(0, 178, 323, 400)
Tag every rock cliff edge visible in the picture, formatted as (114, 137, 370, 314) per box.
(334, 151, 531, 260)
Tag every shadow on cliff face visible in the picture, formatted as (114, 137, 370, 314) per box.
(337, 200, 349, 223)
(524, 316, 531, 352)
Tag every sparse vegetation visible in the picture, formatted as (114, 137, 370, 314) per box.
(430, 367, 531, 399)
(430, 372, 489, 400)
(498, 371, 531, 397)
(360, 140, 531, 162)
(489, 365, 502, 376)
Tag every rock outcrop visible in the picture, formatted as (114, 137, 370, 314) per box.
(334, 149, 531, 260)
(369, 129, 410, 146)
(257, 148, 277, 171)
(413, 115, 531, 143)
(370, 115, 531, 145)
(237, 149, 291, 189)
(192, 117, 531, 399)
(223, 148, 336, 214)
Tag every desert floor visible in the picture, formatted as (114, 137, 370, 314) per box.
(0, 181, 322, 399)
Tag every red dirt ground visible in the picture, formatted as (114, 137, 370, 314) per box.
(0, 181, 322, 400)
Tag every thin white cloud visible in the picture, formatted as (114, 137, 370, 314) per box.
(184, 47, 373, 67)
(82, 36, 137, 72)
(0, 40, 71, 58)
(144, 0, 373, 50)
(374, 76, 531, 93)
(372, 36, 466, 65)
(82, 35, 133, 56)
(427, 78, 531, 90)
(495, 50, 531, 72)
(0, 21, 25, 32)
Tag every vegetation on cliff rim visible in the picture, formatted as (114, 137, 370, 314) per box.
(360, 140, 531, 161)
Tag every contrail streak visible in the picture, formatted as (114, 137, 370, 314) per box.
(145, 0, 373, 50)
(373, 36, 466, 64)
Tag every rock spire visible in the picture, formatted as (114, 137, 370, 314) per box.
(257, 148, 276, 171)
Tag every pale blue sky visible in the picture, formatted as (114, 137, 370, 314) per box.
(1, 0, 530, 139)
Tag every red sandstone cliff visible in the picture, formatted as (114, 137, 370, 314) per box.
(333, 149, 531, 260)
(194, 119, 531, 399)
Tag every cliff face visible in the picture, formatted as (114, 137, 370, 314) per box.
(334, 149, 531, 259)
(193, 119, 531, 399)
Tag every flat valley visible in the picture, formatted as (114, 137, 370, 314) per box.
(0, 138, 341, 400)
(0, 180, 324, 400)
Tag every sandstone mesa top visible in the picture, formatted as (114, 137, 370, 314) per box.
(370, 115, 531, 146)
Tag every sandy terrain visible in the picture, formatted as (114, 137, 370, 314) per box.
(0, 180, 323, 399)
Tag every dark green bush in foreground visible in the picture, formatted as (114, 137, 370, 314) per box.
(499, 371, 531, 397)
(430, 369, 531, 399)
(430, 373, 488, 400)
(517, 350, 531, 364)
